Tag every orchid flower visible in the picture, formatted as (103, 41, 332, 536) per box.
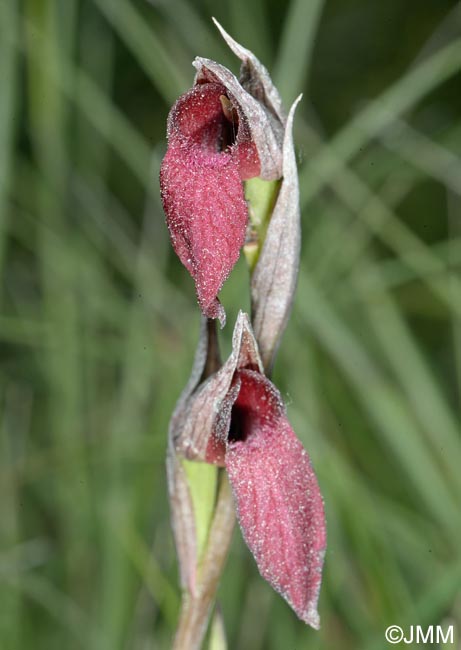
(169, 313, 326, 628)
(160, 20, 285, 327)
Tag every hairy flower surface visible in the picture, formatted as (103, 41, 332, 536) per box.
(169, 313, 326, 628)
(160, 22, 285, 326)
(160, 83, 259, 325)
(226, 369, 326, 628)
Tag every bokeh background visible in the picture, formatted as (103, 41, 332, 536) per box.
(1, 0, 461, 648)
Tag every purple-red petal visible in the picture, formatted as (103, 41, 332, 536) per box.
(225, 369, 326, 628)
(160, 83, 251, 325)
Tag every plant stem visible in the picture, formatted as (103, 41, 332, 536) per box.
(172, 471, 235, 650)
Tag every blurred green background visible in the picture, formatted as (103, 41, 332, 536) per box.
(1, 0, 461, 648)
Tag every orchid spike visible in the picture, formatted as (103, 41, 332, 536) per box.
(162, 21, 326, 645)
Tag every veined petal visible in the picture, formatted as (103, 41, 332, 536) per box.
(160, 83, 249, 326)
(212, 17, 286, 126)
(251, 96, 302, 371)
(225, 369, 326, 628)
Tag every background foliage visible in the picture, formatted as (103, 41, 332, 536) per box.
(1, 0, 460, 648)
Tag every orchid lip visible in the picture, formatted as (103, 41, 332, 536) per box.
(160, 83, 261, 326)
(223, 368, 326, 628)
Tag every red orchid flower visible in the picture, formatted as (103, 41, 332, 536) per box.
(160, 23, 285, 327)
(168, 313, 326, 628)
(225, 368, 326, 628)
(160, 83, 258, 325)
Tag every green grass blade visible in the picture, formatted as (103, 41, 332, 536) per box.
(228, 0, 272, 65)
(295, 275, 460, 536)
(380, 119, 461, 196)
(359, 276, 461, 491)
(273, 0, 324, 104)
(154, 0, 229, 65)
(298, 127, 461, 317)
(299, 37, 461, 207)
(0, 0, 18, 282)
(93, 0, 189, 103)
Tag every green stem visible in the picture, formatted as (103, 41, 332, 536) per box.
(172, 472, 235, 650)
